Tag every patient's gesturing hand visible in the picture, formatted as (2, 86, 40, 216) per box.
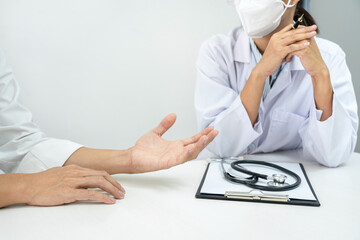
(129, 114, 218, 173)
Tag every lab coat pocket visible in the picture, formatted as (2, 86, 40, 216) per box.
(263, 109, 306, 152)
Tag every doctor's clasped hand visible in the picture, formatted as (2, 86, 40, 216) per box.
(255, 24, 317, 77)
(253, 23, 333, 121)
(284, 27, 334, 121)
(245, 24, 332, 125)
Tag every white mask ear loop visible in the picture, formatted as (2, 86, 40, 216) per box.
(273, 0, 297, 23)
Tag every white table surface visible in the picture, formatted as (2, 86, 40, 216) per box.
(1, 150, 360, 240)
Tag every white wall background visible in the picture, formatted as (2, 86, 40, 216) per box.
(0, 1, 359, 152)
(0, 0, 239, 150)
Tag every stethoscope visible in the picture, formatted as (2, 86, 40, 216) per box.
(220, 158, 301, 191)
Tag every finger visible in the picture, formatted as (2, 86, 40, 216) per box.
(181, 126, 214, 146)
(165, 129, 218, 168)
(75, 176, 125, 199)
(186, 136, 210, 160)
(203, 129, 218, 148)
(172, 136, 208, 166)
(180, 129, 218, 163)
(282, 30, 317, 46)
(76, 167, 125, 193)
(278, 23, 295, 34)
(281, 25, 317, 39)
(285, 39, 310, 62)
(152, 113, 177, 136)
(74, 189, 117, 204)
(286, 50, 303, 62)
(285, 40, 310, 56)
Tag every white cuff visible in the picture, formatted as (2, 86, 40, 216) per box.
(315, 109, 323, 121)
(207, 96, 263, 157)
(16, 138, 83, 173)
(305, 94, 353, 167)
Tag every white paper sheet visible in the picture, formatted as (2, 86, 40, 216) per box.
(200, 160, 317, 201)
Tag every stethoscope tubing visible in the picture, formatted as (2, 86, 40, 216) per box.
(221, 159, 301, 191)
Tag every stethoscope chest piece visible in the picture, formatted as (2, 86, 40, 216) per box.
(267, 174, 289, 187)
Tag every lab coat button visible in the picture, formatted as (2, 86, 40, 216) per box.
(249, 143, 256, 151)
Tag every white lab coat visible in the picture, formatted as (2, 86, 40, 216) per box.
(195, 27, 358, 167)
(0, 49, 82, 174)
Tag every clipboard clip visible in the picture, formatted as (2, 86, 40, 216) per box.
(225, 190, 289, 202)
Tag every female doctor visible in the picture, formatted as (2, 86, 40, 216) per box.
(195, 0, 358, 167)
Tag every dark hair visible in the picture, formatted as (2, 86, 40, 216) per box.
(294, 0, 319, 33)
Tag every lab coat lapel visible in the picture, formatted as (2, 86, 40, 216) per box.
(234, 29, 251, 63)
(264, 65, 291, 104)
(264, 57, 305, 104)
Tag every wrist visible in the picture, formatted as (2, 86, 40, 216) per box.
(21, 174, 37, 204)
(12, 174, 31, 205)
(252, 66, 268, 83)
(65, 147, 133, 174)
(110, 148, 134, 174)
(312, 67, 330, 84)
(312, 68, 332, 95)
(0, 174, 32, 208)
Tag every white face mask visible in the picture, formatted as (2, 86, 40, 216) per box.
(235, 0, 296, 38)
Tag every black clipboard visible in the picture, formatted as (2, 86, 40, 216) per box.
(195, 161, 320, 207)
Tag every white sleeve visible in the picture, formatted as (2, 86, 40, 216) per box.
(0, 49, 83, 174)
(195, 41, 262, 157)
(299, 50, 358, 167)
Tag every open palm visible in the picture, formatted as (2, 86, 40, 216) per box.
(129, 114, 218, 173)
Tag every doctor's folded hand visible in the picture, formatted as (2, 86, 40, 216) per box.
(0, 47, 218, 208)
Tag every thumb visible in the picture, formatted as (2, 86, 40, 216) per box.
(153, 113, 177, 136)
